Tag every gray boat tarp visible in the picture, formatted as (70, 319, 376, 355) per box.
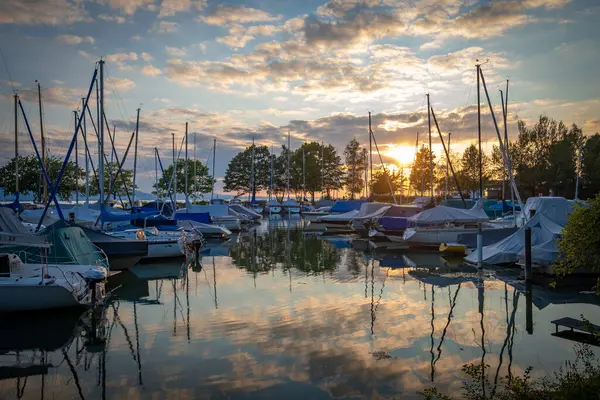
(465, 212, 563, 265)
(408, 203, 489, 226)
(0, 208, 50, 247)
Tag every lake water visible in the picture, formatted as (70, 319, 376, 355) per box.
(1, 217, 600, 399)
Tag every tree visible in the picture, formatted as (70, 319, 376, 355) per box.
(555, 195, 600, 284)
(409, 145, 435, 196)
(89, 162, 136, 200)
(0, 155, 84, 202)
(343, 138, 367, 199)
(581, 134, 600, 199)
(223, 144, 271, 198)
(152, 159, 212, 200)
(321, 143, 344, 199)
(371, 168, 406, 196)
(457, 144, 489, 195)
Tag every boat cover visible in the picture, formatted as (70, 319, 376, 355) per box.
(408, 203, 489, 225)
(314, 199, 335, 208)
(176, 212, 211, 224)
(317, 210, 359, 222)
(465, 212, 563, 265)
(354, 203, 392, 220)
(0, 208, 49, 246)
(518, 238, 560, 266)
(229, 204, 262, 220)
(188, 204, 229, 218)
(329, 200, 366, 213)
(379, 216, 409, 231)
(522, 197, 573, 226)
(101, 206, 156, 223)
(282, 199, 299, 207)
(266, 199, 281, 207)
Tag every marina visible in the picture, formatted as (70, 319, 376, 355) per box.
(0, 218, 599, 399)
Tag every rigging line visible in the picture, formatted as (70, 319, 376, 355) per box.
(104, 65, 130, 122)
(0, 41, 16, 93)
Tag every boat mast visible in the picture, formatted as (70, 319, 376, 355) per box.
(287, 131, 291, 200)
(211, 138, 216, 201)
(73, 110, 79, 205)
(82, 98, 89, 204)
(302, 146, 305, 201)
(132, 107, 140, 206)
(368, 112, 372, 199)
(476, 62, 483, 268)
(427, 93, 433, 200)
(14, 93, 19, 204)
(269, 145, 273, 201)
(185, 122, 188, 207)
(503, 80, 516, 222)
(321, 141, 324, 200)
(38, 82, 47, 204)
(98, 59, 105, 206)
(446, 132, 451, 200)
(172, 132, 176, 209)
(250, 136, 255, 203)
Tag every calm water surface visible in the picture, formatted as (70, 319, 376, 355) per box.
(2, 217, 600, 399)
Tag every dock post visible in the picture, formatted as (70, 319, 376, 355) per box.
(524, 227, 532, 282)
(526, 281, 533, 334)
(476, 223, 483, 269)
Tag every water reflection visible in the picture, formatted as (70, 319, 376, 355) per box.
(1, 220, 599, 399)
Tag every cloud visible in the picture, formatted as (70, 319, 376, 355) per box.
(158, 0, 206, 17)
(98, 13, 127, 23)
(55, 34, 95, 45)
(14, 86, 87, 108)
(141, 65, 162, 76)
(131, 35, 142, 41)
(98, 0, 155, 16)
(152, 20, 179, 33)
(199, 5, 282, 26)
(107, 52, 138, 70)
(108, 77, 136, 91)
(140, 52, 153, 61)
(165, 46, 187, 57)
(0, 0, 89, 25)
(217, 24, 282, 49)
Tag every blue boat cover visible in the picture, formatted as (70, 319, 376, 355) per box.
(140, 201, 174, 215)
(100, 206, 157, 222)
(329, 200, 366, 213)
(176, 212, 211, 224)
(379, 216, 408, 231)
(131, 214, 177, 227)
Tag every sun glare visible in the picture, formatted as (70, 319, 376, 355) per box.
(385, 145, 417, 167)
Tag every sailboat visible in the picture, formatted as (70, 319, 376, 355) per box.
(282, 132, 300, 214)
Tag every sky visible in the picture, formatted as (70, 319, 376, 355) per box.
(0, 0, 598, 195)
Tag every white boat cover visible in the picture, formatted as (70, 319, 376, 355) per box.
(408, 203, 489, 225)
(518, 238, 560, 266)
(267, 199, 281, 207)
(354, 203, 392, 220)
(229, 204, 262, 220)
(465, 212, 563, 265)
(317, 210, 360, 222)
(522, 197, 573, 226)
(0, 209, 50, 246)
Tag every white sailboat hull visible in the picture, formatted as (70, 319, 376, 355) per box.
(267, 206, 282, 214)
(0, 280, 88, 312)
(145, 240, 184, 259)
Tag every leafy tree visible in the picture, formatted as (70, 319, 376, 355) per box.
(343, 138, 367, 199)
(409, 145, 436, 196)
(434, 149, 461, 196)
(371, 169, 406, 196)
(322, 143, 344, 199)
(223, 144, 271, 198)
(555, 195, 600, 282)
(458, 144, 490, 195)
(0, 155, 84, 202)
(89, 162, 136, 200)
(152, 159, 212, 200)
(273, 145, 290, 200)
(582, 134, 600, 199)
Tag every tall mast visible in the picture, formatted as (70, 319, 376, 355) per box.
(82, 98, 89, 204)
(132, 107, 140, 206)
(321, 141, 324, 200)
(193, 129, 197, 200)
(74, 110, 79, 205)
(287, 131, 291, 200)
(250, 136, 255, 202)
(111, 125, 116, 164)
(504, 80, 516, 222)
(154, 149, 158, 202)
(98, 60, 105, 205)
(269, 145, 273, 201)
(427, 93, 433, 199)
(477, 64, 483, 201)
(302, 146, 305, 201)
(14, 94, 19, 200)
(368, 112, 372, 199)
(211, 138, 216, 201)
(184, 122, 188, 206)
(171, 132, 176, 208)
(446, 132, 451, 200)
(38, 83, 47, 204)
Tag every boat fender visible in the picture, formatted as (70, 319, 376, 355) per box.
(84, 269, 107, 281)
(136, 229, 146, 240)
